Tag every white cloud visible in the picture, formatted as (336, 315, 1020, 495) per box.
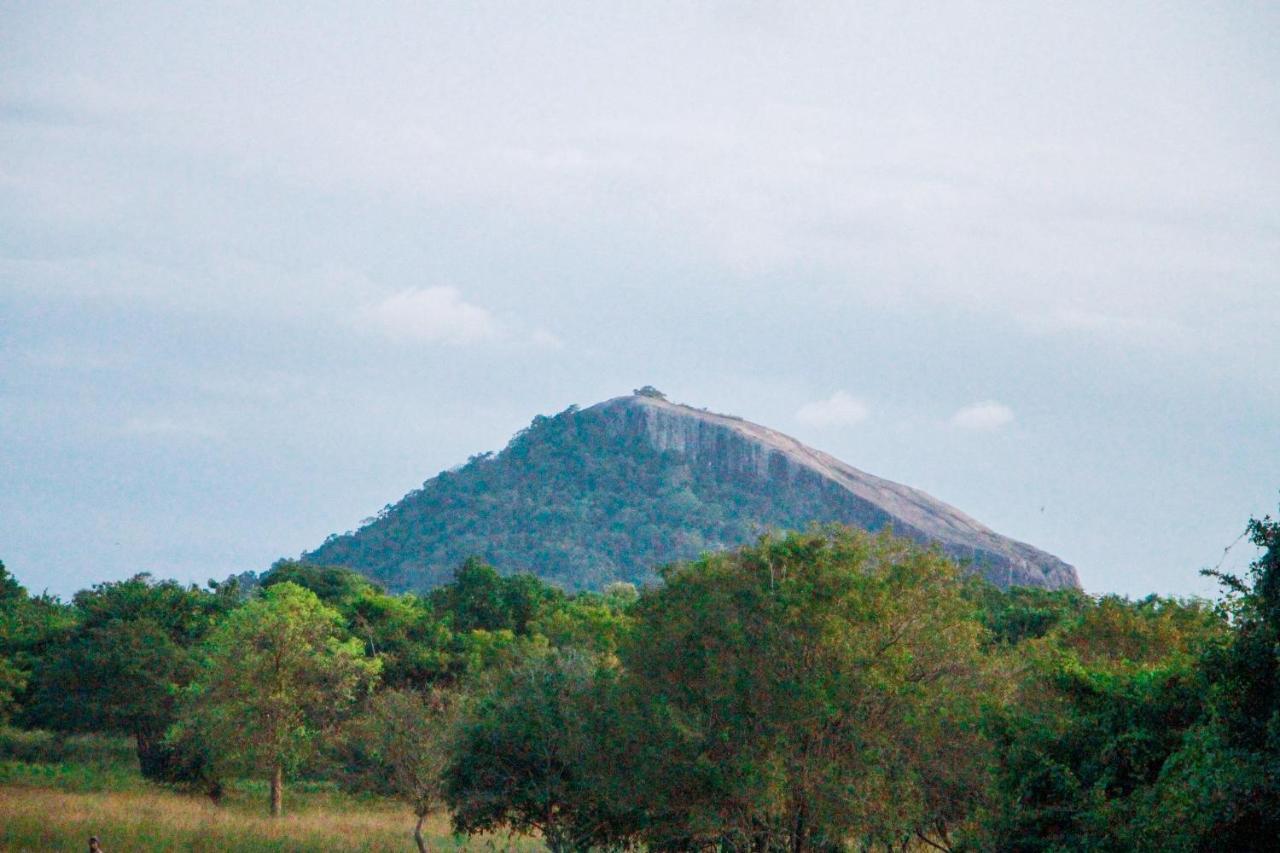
(358, 287, 500, 345)
(950, 401, 1015, 431)
(795, 391, 869, 427)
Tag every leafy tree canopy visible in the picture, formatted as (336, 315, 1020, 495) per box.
(177, 581, 381, 816)
(617, 527, 996, 851)
(26, 574, 229, 778)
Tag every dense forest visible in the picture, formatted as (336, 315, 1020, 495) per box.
(3, 509, 1279, 850)
(306, 399, 756, 590)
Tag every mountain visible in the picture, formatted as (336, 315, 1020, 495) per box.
(304, 389, 1080, 592)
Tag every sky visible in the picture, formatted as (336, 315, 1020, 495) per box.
(2, 1, 1277, 599)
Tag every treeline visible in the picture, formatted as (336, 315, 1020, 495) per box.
(1, 511, 1279, 851)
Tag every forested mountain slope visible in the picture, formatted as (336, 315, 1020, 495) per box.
(304, 390, 1079, 591)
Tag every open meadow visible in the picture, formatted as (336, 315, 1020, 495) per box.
(0, 730, 535, 852)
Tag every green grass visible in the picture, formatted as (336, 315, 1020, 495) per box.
(0, 727, 136, 767)
(0, 727, 146, 794)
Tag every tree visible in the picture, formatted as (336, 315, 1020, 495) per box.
(531, 589, 636, 658)
(982, 593, 1225, 850)
(1180, 507, 1280, 848)
(28, 573, 223, 779)
(261, 560, 382, 606)
(446, 649, 620, 852)
(429, 558, 564, 635)
(617, 527, 996, 851)
(0, 560, 40, 722)
(969, 582, 1091, 647)
(342, 589, 453, 688)
(345, 688, 460, 852)
(178, 582, 380, 816)
(268, 561, 455, 688)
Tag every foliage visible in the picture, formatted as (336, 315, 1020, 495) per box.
(259, 559, 612, 690)
(981, 592, 1226, 850)
(266, 560, 454, 688)
(345, 588, 453, 688)
(969, 582, 1091, 646)
(0, 561, 74, 723)
(428, 558, 565, 635)
(338, 687, 461, 852)
(531, 588, 635, 658)
(176, 582, 381, 816)
(25, 573, 228, 780)
(0, 726, 139, 787)
(10, 502, 1280, 851)
(303, 403, 966, 592)
(261, 560, 383, 605)
(612, 528, 997, 850)
(1161, 509, 1280, 849)
(446, 649, 622, 852)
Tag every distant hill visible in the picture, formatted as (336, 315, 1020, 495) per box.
(304, 389, 1079, 592)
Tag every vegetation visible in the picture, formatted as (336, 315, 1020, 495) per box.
(26, 572, 232, 780)
(448, 649, 613, 852)
(2, 505, 1279, 850)
(0, 727, 528, 852)
(616, 529, 994, 850)
(344, 687, 461, 852)
(302, 402, 986, 593)
(175, 582, 381, 816)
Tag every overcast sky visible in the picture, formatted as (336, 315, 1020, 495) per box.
(3, 2, 1277, 598)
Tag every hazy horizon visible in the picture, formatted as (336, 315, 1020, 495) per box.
(3, 2, 1277, 598)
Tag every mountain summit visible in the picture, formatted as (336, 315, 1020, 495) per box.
(305, 390, 1079, 592)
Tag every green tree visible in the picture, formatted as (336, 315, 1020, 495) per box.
(28, 573, 224, 779)
(178, 582, 380, 816)
(983, 594, 1224, 851)
(531, 589, 635, 658)
(344, 589, 453, 688)
(341, 687, 460, 852)
(262, 560, 381, 606)
(429, 558, 564, 635)
(446, 649, 619, 852)
(268, 561, 455, 688)
(1177, 508, 1280, 848)
(0, 561, 32, 719)
(970, 582, 1091, 647)
(618, 527, 996, 851)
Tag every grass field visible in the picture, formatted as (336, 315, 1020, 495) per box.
(0, 729, 537, 852)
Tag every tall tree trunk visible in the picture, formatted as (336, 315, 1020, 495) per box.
(414, 812, 430, 853)
(270, 763, 284, 817)
(792, 799, 807, 853)
(134, 730, 152, 772)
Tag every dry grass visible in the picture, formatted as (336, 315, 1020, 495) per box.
(0, 785, 535, 852)
(0, 728, 538, 851)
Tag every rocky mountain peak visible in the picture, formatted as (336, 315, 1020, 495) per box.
(304, 392, 1079, 592)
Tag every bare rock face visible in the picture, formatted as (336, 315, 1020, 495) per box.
(305, 391, 1079, 592)
(591, 394, 1079, 590)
